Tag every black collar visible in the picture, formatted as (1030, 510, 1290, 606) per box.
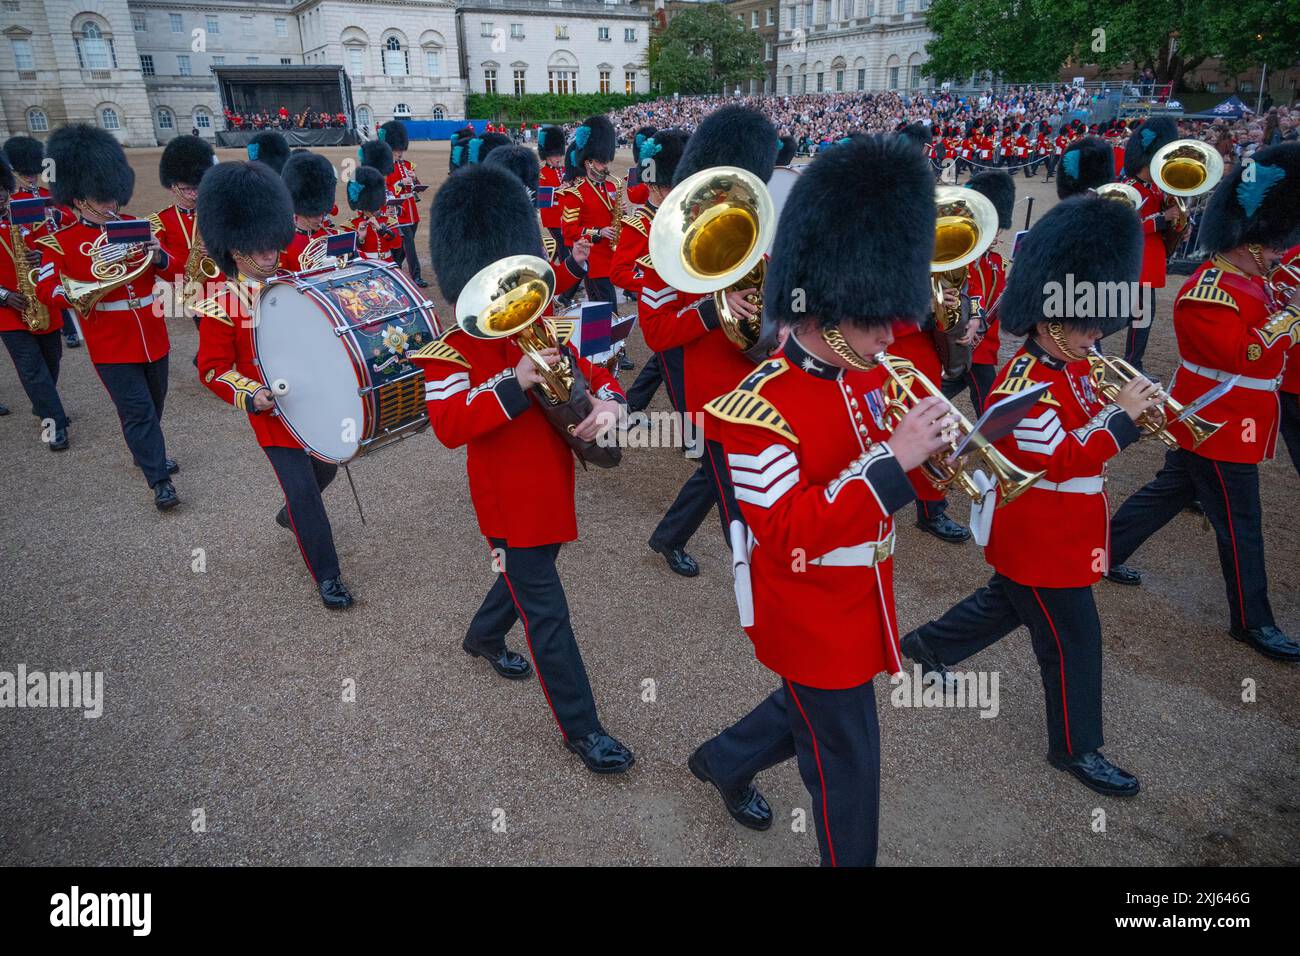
(1026, 336, 1067, 370)
(783, 333, 842, 380)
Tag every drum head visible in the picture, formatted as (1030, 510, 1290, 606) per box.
(255, 280, 365, 463)
(769, 166, 802, 223)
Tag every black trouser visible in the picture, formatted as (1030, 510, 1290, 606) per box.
(1, 328, 68, 429)
(918, 573, 1104, 758)
(393, 222, 421, 280)
(263, 446, 340, 583)
(626, 353, 663, 412)
(1022, 155, 1037, 178)
(1111, 447, 1274, 631)
(1121, 287, 1157, 372)
(466, 539, 601, 741)
(650, 433, 742, 554)
(1044, 153, 1058, 180)
(1280, 391, 1300, 478)
(583, 274, 616, 308)
(94, 357, 170, 486)
(698, 679, 881, 867)
(941, 362, 997, 416)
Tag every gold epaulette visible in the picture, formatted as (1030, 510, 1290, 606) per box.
(620, 214, 648, 237)
(548, 318, 576, 346)
(34, 233, 62, 255)
(1179, 269, 1238, 312)
(704, 359, 797, 443)
(190, 296, 232, 325)
(990, 355, 1060, 407)
(635, 253, 654, 271)
(411, 334, 470, 368)
(542, 231, 557, 260)
(148, 212, 165, 235)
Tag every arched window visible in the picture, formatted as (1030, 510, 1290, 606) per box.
(193, 108, 211, 129)
(27, 108, 48, 132)
(75, 18, 117, 71)
(356, 105, 373, 128)
(432, 105, 445, 120)
(393, 103, 411, 117)
(100, 107, 120, 130)
(383, 34, 408, 76)
(157, 108, 174, 130)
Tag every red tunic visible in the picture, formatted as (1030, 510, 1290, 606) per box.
(538, 163, 566, 230)
(386, 158, 421, 227)
(558, 176, 622, 280)
(349, 213, 403, 263)
(150, 203, 199, 284)
(608, 206, 652, 295)
(0, 218, 62, 334)
(1127, 176, 1169, 289)
(626, 182, 649, 206)
(1270, 245, 1300, 395)
(968, 250, 1007, 367)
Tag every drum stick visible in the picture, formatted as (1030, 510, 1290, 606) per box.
(344, 465, 366, 526)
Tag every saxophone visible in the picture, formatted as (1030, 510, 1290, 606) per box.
(9, 222, 51, 332)
(182, 216, 221, 311)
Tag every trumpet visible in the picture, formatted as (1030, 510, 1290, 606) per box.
(875, 352, 1044, 507)
(1085, 348, 1223, 449)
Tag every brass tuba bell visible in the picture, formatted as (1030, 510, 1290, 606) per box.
(1150, 138, 1224, 221)
(1094, 181, 1144, 210)
(931, 185, 999, 378)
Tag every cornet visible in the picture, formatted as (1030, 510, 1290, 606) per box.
(1085, 348, 1223, 449)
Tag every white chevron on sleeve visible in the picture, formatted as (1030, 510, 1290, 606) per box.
(1013, 408, 1064, 455)
(640, 286, 677, 309)
(425, 372, 470, 401)
(729, 444, 800, 509)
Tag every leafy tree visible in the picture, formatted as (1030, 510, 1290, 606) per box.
(650, 4, 765, 95)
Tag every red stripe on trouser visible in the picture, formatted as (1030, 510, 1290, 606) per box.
(263, 450, 320, 582)
(785, 680, 837, 868)
(659, 352, 683, 412)
(703, 440, 735, 526)
(1030, 587, 1074, 756)
(493, 545, 567, 742)
(1210, 461, 1247, 629)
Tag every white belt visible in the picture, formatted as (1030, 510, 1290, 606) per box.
(1034, 475, 1105, 495)
(1180, 360, 1280, 392)
(810, 531, 895, 568)
(95, 294, 155, 312)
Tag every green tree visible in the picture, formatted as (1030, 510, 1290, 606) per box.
(650, 4, 765, 95)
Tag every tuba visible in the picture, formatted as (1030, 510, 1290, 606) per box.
(931, 185, 999, 380)
(1085, 347, 1222, 449)
(649, 166, 775, 354)
(8, 222, 52, 332)
(62, 218, 156, 315)
(1150, 138, 1224, 253)
(1094, 181, 1144, 210)
(875, 352, 1043, 507)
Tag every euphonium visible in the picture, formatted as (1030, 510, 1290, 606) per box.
(875, 352, 1044, 507)
(931, 185, 999, 379)
(1150, 138, 1224, 251)
(648, 165, 775, 353)
(1094, 181, 1144, 210)
(1085, 347, 1222, 449)
(62, 217, 156, 315)
(8, 221, 52, 332)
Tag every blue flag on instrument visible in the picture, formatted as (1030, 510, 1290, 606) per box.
(534, 186, 554, 209)
(103, 218, 152, 244)
(9, 197, 47, 225)
(577, 301, 614, 358)
(326, 232, 357, 258)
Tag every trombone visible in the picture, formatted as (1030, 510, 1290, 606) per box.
(1085, 348, 1223, 449)
(931, 185, 999, 379)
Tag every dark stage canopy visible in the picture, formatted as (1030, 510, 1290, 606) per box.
(213, 65, 355, 123)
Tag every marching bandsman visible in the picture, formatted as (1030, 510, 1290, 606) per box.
(1032, 121, 1050, 178)
(0, 152, 70, 450)
(1014, 122, 1032, 178)
(34, 125, 179, 510)
(999, 126, 1015, 169)
(347, 165, 403, 264)
(194, 161, 355, 610)
(537, 126, 569, 259)
(411, 163, 636, 774)
(151, 134, 217, 350)
(246, 129, 290, 175)
(378, 120, 428, 288)
(1107, 143, 1300, 663)
(1047, 123, 1070, 182)
(687, 135, 953, 866)
(954, 170, 1015, 413)
(558, 115, 623, 307)
(1055, 136, 1115, 200)
(279, 151, 337, 273)
(627, 126, 656, 206)
(902, 194, 1155, 796)
(1271, 244, 1300, 475)
(1118, 116, 1180, 371)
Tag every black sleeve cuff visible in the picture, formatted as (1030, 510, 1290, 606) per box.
(1104, 405, 1143, 450)
(596, 383, 626, 404)
(866, 449, 917, 515)
(564, 254, 588, 278)
(496, 372, 533, 418)
(697, 297, 720, 330)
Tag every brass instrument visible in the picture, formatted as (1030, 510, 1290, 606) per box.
(8, 221, 52, 332)
(1094, 181, 1144, 210)
(1150, 138, 1224, 249)
(875, 351, 1044, 507)
(931, 185, 999, 379)
(182, 216, 221, 310)
(298, 231, 340, 272)
(62, 215, 156, 315)
(648, 165, 775, 353)
(1085, 347, 1223, 449)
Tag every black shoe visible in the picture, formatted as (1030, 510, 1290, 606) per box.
(192, 354, 198, 368)
(900, 630, 948, 680)
(1229, 625, 1300, 663)
(1048, 750, 1140, 797)
(915, 513, 971, 543)
(1105, 564, 1142, 586)
(64, 334, 80, 349)
(688, 745, 772, 831)
(153, 479, 179, 511)
(49, 426, 69, 451)
(275, 506, 291, 529)
(1185, 499, 1204, 516)
(618, 356, 635, 371)
(414, 278, 429, 288)
(0, 403, 8, 415)
(462, 637, 532, 679)
(165, 457, 179, 475)
(650, 540, 699, 577)
(566, 731, 635, 774)
(319, 576, 355, 610)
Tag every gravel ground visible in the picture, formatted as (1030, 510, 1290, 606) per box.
(0, 142, 1296, 866)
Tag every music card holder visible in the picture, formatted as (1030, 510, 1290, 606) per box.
(326, 231, 358, 259)
(952, 381, 1051, 458)
(9, 197, 48, 225)
(103, 219, 152, 245)
(534, 186, 555, 209)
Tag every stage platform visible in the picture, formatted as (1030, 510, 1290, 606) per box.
(216, 128, 360, 148)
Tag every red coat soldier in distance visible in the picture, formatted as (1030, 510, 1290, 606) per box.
(410, 164, 635, 775)
(536, 126, 569, 261)
(378, 120, 428, 288)
(152, 134, 217, 357)
(279, 151, 337, 273)
(34, 125, 181, 511)
(957, 170, 1015, 414)
(688, 135, 956, 867)
(905, 195, 1159, 798)
(557, 115, 622, 307)
(1108, 143, 1300, 663)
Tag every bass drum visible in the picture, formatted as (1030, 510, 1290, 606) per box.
(768, 165, 803, 223)
(253, 259, 442, 463)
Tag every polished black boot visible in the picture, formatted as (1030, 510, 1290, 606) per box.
(319, 576, 354, 610)
(275, 505, 291, 529)
(0, 402, 9, 415)
(165, 457, 179, 475)
(688, 745, 772, 831)
(1229, 625, 1300, 663)
(153, 479, 179, 511)
(566, 731, 635, 774)
(1048, 750, 1140, 797)
(1105, 564, 1142, 586)
(915, 512, 971, 543)
(650, 540, 699, 577)
(901, 629, 949, 680)
(48, 426, 69, 452)
(462, 636, 532, 679)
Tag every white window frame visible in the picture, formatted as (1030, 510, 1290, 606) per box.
(205, 15, 219, 35)
(100, 107, 120, 130)
(177, 54, 191, 76)
(27, 108, 48, 132)
(169, 13, 182, 34)
(157, 108, 174, 130)
(11, 37, 34, 72)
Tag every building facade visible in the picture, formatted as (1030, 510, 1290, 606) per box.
(774, 0, 934, 96)
(726, 0, 778, 94)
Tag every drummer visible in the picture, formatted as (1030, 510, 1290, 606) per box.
(194, 160, 356, 610)
(279, 151, 338, 273)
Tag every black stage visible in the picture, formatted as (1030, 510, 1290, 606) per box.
(213, 64, 357, 144)
(215, 127, 360, 148)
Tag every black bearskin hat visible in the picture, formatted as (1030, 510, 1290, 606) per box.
(674, 106, 778, 186)
(197, 161, 295, 278)
(566, 115, 616, 180)
(0, 153, 14, 195)
(1123, 116, 1178, 178)
(378, 120, 410, 152)
(763, 134, 935, 333)
(247, 130, 290, 174)
(47, 124, 134, 207)
(998, 196, 1142, 338)
(484, 144, 541, 194)
(3, 135, 44, 177)
(427, 164, 544, 303)
(1199, 143, 1300, 254)
(1056, 136, 1115, 200)
(158, 134, 215, 189)
(967, 170, 1015, 230)
(639, 128, 690, 187)
(632, 126, 657, 159)
(899, 122, 931, 150)
(346, 165, 388, 214)
(281, 151, 337, 217)
(359, 139, 394, 176)
(468, 131, 511, 165)
(537, 125, 566, 160)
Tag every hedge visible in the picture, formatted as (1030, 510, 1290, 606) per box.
(467, 92, 657, 125)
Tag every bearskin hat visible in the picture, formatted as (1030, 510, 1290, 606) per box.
(0, 153, 14, 195)
(1199, 143, 1300, 254)
(346, 165, 388, 214)
(1056, 136, 1115, 200)
(967, 170, 1015, 230)
(468, 131, 511, 165)
(565, 115, 616, 179)
(378, 120, 410, 152)
(763, 134, 935, 333)
(358, 139, 394, 176)
(281, 151, 337, 217)
(197, 161, 295, 278)
(537, 125, 566, 160)
(47, 124, 134, 207)
(899, 122, 931, 150)
(427, 164, 544, 303)
(639, 128, 690, 188)
(632, 126, 657, 159)
(484, 144, 541, 194)
(1123, 116, 1178, 178)
(247, 130, 290, 174)
(998, 195, 1142, 338)
(674, 106, 778, 186)
(3, 135, 44, 177)
(158, 134, 215, 189)
(776, 135, 797, 167)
